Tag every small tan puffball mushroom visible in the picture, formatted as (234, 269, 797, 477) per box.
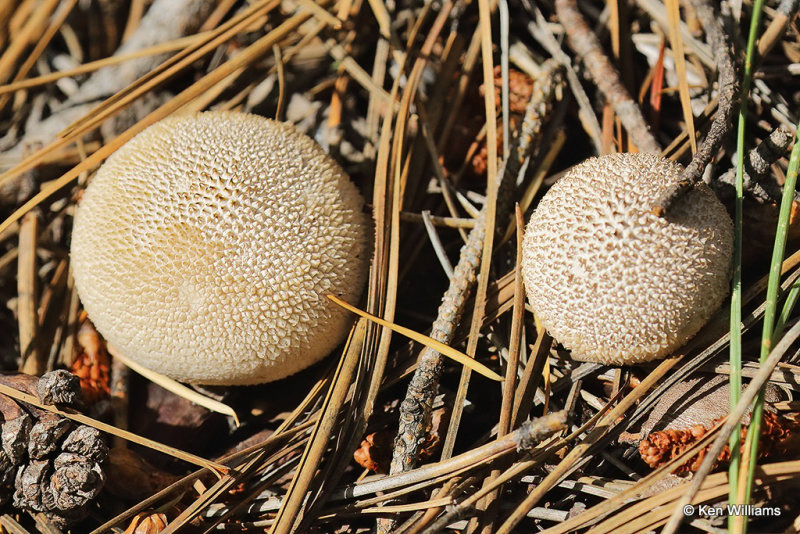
(70, 111, 371, 385)
(521, 153, 733, 365)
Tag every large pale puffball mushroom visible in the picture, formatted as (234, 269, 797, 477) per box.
(71, 111, 371, 385)
(521, 153, 733, 365)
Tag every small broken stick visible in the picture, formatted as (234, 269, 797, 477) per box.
(389, 60, 564, 477)
(649, 0, 741, 217)
(712, 125, 796, 204)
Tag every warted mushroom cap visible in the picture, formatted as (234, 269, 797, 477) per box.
(71, 111, 371, 385)
(521, 153, 733, 365)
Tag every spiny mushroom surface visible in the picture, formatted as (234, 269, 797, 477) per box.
(521, 153, 733, 365)
(70, 111, 371, 385)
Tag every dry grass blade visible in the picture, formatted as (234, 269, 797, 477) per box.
(389, 57, 562, 485)
(329, 295, 503, 381)
(0, 8, 316, 237)
(0, 0, 60, 84)
(473, 204, 526, 532)
(270, 320, 367, 533)
(0, 0, 77, 110)
(422, 388, 627, 531)
(99, 398, 324, 532)
(499, 130, 565, 246)
(539, 417, 727, 533)
(664, 0, 697, 154)
(161, 473, 239, 534)
(364, 0, 393, 42)
(0, 382, 227, 474)
(554, 0, 660, 153)
(295, 0, 341, 28)
(340, 411, 567, 502)
(401, 212, 476, 229)
(501, 206, 526, 435)
(107, 345, 241, 425)
(0, 0, 280, 191)
(0, 33, 209, 96)
(272, 44, 286, 121)
(121, 0, 147, 40)
(58, 0, 282, 138)
(662, 318, 800, 534)
(511, 330, 551, 428)
(592, 462, 800, 534)
(0, 515, 30, 534)
(16, 212, 38, 374)
(358, 497, 453, 514)
(329, 45, 394, 107)
(357, 11, 408, 510)
(651, 0, 740, 214)
(496, 356, 681, 533)
(441, 0, 501, 461)
(421, 210, 455, 278)
(94, 381, 325, 533)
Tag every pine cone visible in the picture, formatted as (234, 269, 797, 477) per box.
(0, 370, 108, 526)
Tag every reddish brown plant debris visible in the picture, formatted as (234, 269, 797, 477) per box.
(123, 512, 169, 534)
(227, 481, 248, 496)
(789, 199, 800, 240)
(104, 447, 181, 501)
(70, 318, 111, 404)
(354, 431, 394, 473)
(418, 404, 449, 461)
(355, 406, 449, 473)
(470, 139, 491, 177)
(483, 65, 536, 115)
(639, 411, 800, 475)
(471, 67, 536, 176)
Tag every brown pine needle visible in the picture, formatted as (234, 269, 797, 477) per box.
(0, 33, 209, 96)
(327, 295, 503, 382)
(0, 383, 228, 475)
(665, 0, 697, 154)
(108, 345, 241, 426)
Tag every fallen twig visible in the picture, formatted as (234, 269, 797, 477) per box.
(650, 0, 741, 216)
(389, 61, 563, 478)
(554, 0, 661, 153)
(713, 125, 795, 203)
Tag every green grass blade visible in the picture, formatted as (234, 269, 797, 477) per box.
(775, 280, 800, 336)
(728, 2, 767, 531)
(739, 121, 800, 523)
